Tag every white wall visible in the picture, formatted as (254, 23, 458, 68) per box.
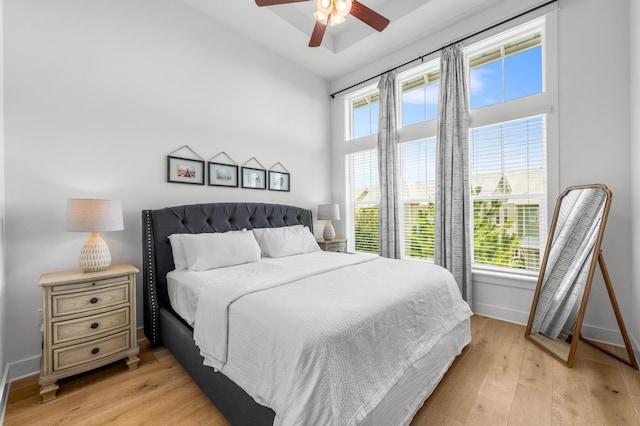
(4, 0, 331, 376)
(631, 0, 640, 351)
(331, 0, 636, 346)
(0, 0, 7, 406)
(558, 0, 632, 345)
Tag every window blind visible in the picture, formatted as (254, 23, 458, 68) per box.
(346, 149, 380, 254)
(399, 138, 437, 260)
(470, 115, 546, 270)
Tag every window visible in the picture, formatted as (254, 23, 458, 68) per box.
(351, 92, 379, 139)
(467, 17, 549, 271)
(342, 15, 554, 274)
(469, 32, 542, 109)
(399, 138, 437, 260)
(470, 116, 546, 271)
(401, 71, 440, 127)
(345, 149, 379, 253)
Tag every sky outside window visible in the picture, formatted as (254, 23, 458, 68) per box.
(470, 36, 542, 110)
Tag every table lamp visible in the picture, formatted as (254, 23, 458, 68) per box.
(65, 199, 124, 272)
(317, 204, 340, 240)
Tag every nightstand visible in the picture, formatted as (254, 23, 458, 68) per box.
(317, 238, 348, 253)
(38, 263, 140, 402)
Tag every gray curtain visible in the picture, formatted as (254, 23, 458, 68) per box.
(377, 71, 401, 259)
(435, 42, 472, 303)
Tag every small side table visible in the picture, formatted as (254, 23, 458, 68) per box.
(38, 263, 140, 402)
(317, 238, 348, 253)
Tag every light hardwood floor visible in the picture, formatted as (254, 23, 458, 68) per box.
(5, 315, 640, 425)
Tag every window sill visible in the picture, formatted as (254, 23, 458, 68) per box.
(472, 266, 538, 289)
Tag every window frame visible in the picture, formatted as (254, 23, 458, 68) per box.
(339, 10, 558, 280)
(398, 137, 438, 261)
(347, 85, 380, 142)
(398, 61, 441, 129)
(466, 14, 558, 277)
(344, 148, 381, 254)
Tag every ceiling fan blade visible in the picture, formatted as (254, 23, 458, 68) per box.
(349, 0, 390, 32)
(309, 20, 327, 47)
(255, 0, 309, 6)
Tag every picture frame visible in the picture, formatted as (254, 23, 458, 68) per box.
(167, 156, 205, 185)
(208, 162, 238, 187)
(241, 167, 266, 190)
(269, 171, 290, 192)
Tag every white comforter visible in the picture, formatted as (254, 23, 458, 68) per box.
(186, 252, 472, 426)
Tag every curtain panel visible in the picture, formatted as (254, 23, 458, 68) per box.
(377, 71, 401, 259)
(435, 42, 472, 303)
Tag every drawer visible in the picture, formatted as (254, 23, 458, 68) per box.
(325, 242, 346, 252)
(52, 275, 129, 293)
(53, 330, 130, 371)
(52, 284, 129, 317)
(53, 307, 130, 344)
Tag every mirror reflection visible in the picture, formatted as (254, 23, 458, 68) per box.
(525, 184, 637, 367)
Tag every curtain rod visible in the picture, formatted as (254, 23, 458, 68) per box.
(329, 0, 558, 99)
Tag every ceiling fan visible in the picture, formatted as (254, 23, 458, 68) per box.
(255, 0, 390, 48)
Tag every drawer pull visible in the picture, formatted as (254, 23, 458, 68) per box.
(90, 297, 98, 304)
(91, 348, 100, 355)
(90, 322, 99, 329)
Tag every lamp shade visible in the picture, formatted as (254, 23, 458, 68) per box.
(65, 199, 124, 232)
(317, 204, 340, 221)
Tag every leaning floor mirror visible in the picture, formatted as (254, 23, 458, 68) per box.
(525, 184, 638, 369)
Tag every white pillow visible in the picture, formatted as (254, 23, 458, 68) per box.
(253, 226, 320, 258)
(170, 230, 260, 271)
(252, 224, 303, 247)
(168, 234, 189, 270)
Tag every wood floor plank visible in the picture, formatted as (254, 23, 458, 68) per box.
(619, 361, 640, 420)
(509, 325, 553, 425)
(419, 347, 496, 424)
(551, 355, 594, 425)
(508, 381, 552, 426)
(467, 322, 526, 425)
(478, 321, 526, 398)
(5, 316, 640, 426)
(581, 359, 638, 425)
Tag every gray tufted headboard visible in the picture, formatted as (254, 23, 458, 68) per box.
(141, 202, 313, 344)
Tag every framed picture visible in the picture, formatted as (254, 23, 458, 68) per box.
(241, 167, 266, 190)
(208, 162, 238, 187)
(167, 156, 205, 185)
(269, 171, 290, 192)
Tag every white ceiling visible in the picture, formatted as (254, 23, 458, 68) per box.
(180, 0, 507, 82)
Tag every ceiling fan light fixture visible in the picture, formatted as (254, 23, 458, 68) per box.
(255, 0, 388, 47)
(335, 0, 352, 15)
(329, 10, 345, 26)
(316, 0, 332, 15)
(313, 9, 328, 25)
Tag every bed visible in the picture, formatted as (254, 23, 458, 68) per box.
(142, 202, 472, 426)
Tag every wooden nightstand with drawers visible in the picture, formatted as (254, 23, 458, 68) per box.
(38, 263, 140, 402)
(317, 238, 348, 253)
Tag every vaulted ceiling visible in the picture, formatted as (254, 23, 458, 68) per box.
(180, 0, 509, 82)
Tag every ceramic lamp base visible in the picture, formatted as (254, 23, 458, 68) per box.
(323, 221, 336, 240)
(79, 232, 112, 272)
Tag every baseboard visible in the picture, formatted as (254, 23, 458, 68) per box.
(631, 334, 640, 363)
(473, 302, 530, 326)
(7, 355, 40, 382)
(137, 326, 145, 342)
(0, 363, 10, 425)
(581, 322, 629, 348)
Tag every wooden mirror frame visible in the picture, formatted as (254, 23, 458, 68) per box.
(525, 184, 638, 369)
